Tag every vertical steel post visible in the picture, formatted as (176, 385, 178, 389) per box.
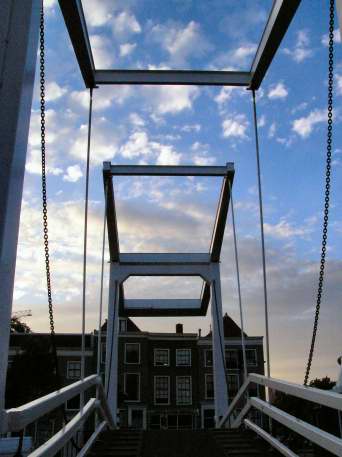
(211, 265, 229, 426)
(0, 0, 40, 432)
(105, 266, 120, 425)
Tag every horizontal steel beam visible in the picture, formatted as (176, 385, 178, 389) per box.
(251, 397, 342, 457)
(95, 69, 251, 86)
(58, 0, 95, 88)
(119, 253, 211, 265)
(250, 0, 302, 90)
(116, 264, 213, 282)
(125, 299, 201, 309)
(104, 162, 234, 177)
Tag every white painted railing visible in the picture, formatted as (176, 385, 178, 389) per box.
(218, 373, 342, 457)
(1, 374, 114, 457)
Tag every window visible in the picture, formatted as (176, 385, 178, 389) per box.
(66, 395, 80, 411)
(176, 376, 192, 405)
(204, 349, 212, 367)
(228, 374, 240, 395)
(67, 361, 81, 379)
(119, 319, 127, 332)
(101, 342, 106, 364)
(176, 349, 191, 367)
(154, 376, 170, 405)
(246, 349, 257, 366)
(154, 349, 169, 367)
(125, 343, 140, 364)
(124, 373, 140, 401)
(205, 374, 214, 399)
(225, 349, 239, 369)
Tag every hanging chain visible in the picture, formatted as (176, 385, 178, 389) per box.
(304, 0, 334, 386)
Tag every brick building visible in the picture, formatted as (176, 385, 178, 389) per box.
(8, 314, 264, 431)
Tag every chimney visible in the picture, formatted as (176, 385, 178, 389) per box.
(198, 329, 202, 337)
(176, 323, 183, 334)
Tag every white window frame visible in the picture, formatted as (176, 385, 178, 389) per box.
(66, 360, 81, 380)
(204, 349, 213, 367)
(176, 348, 191, 367)
(227, 373, 240, 395)
(246, 348, 258, 367)
(124, 372, 141, 402)
(124, 342, 141, 365)
(225, 348, 239, 369)
(176, 376, 192, 405)
(119, 318, 127, 332)
(154, 348, 170, 367)
(205, 373, 214, 400)
(154, 376, 170, 405)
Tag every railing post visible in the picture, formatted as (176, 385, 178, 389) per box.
(0, 0, 40, 433)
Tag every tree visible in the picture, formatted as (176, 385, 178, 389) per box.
(10, 316, 32, 334)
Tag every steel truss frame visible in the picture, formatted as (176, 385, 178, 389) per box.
(103, 162, 234, 317)
(58, 0, 302, 90)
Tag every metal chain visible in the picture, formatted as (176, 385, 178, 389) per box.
(304, 0, 334, 386)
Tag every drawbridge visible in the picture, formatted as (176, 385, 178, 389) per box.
(1, 0, 342, 456)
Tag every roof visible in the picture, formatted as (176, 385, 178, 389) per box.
(206, 313, 247, 338)
(100, 317, 141, 333)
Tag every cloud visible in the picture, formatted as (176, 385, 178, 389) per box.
(264, 219, 311, 240)
(45, 82, 67, 102)
(336, 74, 342, 96)
(268, 82, 288, 100)
(143, 86, 199, 115)
(321, 29, 341, 46)
(112, 11, 141, 39)
(149, 20, 211, 66)
(180, 124, 201, 133)
(119, 42, 137, 57)
(283, 30, 313, 63)
(129, 113, 145, 127)
(268, 122, 276, 138)
(82, 0, 113, 27)
(156, 146, 181, 165)
(214, 43, 257, 69)
(89, 35, 115, 68)
(214, 87, 235, 106)
(70, 86, 133, 111)
(222, 115, 249, 139)
(63, 165, 83, 183)
(292, 109, 326, 138)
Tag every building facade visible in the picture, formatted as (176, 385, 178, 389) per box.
(8, 314, 264, 431)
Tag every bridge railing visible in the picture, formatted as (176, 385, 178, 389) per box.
(1, 374, 114, 457)
(218, 373, 342, 457)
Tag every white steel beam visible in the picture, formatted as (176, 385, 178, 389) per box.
(116, 264, 213, 282)
(244, 419, 299, 457)
(105, 163, 233, 177)
(119, 253, 211, 265)
(0, 0, 40, 433)
(95, 69, 251, 86)
(125, 299, 201, 309)
(251, 397, 342, 457)
(250, 373, 342, 411)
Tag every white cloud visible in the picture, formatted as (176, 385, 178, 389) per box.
(268, 82, 288, 100)
(268, 122, 276, 138)
(129, 113, 145, 127)
(292, 109, 326, 138)
(143, 86, 199, 115)
(120, 131, 151, 159)
(45, 82, 67, 102)
(150, 21, 211, 66)
(156, 146, 181, 165)
(264, 220, 311, 239)
(112, 11, 141, 38)
(82, 0, 113, 27)
(214, 87, 234, 106)
(258, 115, 266, 128)
(336, 74, 342, 96)
(63, 165, 83, 183)
(321, 29, 341, 46)
(283, 30, 313, 63)
(119, 42, 137, 57)
(180, 124, 201, 133)
(89, 35, 115, 68)
(215, 43, 257, 68)
(70, 86, 133, 111)
(222, 115, 249, 139)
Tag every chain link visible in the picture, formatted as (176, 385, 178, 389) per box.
(304, 0, 334, 386)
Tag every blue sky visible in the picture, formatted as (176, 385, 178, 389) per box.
(13, 0, 342, 383)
